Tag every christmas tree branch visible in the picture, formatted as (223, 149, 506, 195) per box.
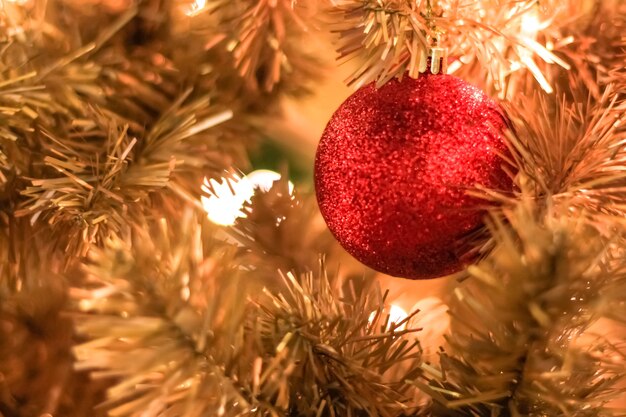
(72, 210, 270, 417)
(415, 197, 626, 416)
(1, 1, 249, 255)
(506, 87, 626, 232)
(179, 0, 323, 100)
(547, 0, 626, 99)
(226, 177, 338, 276)
(254, 265, 424, 416)
(72, 208, 427, 416)
(0, 219, 104, 417)
(329, 0, 568, 91)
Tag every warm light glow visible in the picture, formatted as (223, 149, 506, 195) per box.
(183, 0, 207, 16)
(201, 174, 253, 226)
(520, 11, 541, 38)
(247, 169, 294, 193)
(409, 297, 450, 356)
(369, 304, 408, 331)
(517, 9, 557, 93)
(201, 170, 293, 226)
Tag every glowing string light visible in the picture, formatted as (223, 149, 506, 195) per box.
(369, 304, 408, 331)
(183, 0, 207, 16)
(201, 173, 252, 226)
(409, 296, 449, 356)
(247, 169, 293, 193)
(516, 8, 572, 93)
(201, 170, 293, 226)
(520, 10, 541, 38)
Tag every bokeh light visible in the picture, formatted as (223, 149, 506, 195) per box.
(201, 170, 293, 226)
(369, 304, 409, 331)
(183, 0, 207, 16)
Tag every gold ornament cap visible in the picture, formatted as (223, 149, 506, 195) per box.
(418, 46, 448, 74)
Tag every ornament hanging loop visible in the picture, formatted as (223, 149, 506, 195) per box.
(419, 0, 448, 75)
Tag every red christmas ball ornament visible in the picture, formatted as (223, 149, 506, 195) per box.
(314, 73, 514, 279)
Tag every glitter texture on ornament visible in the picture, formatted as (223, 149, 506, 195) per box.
(314, 73, 514, 279)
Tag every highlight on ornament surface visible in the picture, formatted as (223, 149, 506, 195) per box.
(201, 170, 294, 226)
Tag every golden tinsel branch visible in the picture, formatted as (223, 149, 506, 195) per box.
(71, 210, 269, 417)
(12, 94, 233, 256)
(254, 265, 424, 416)
(548, 0, 626, 99)
(329, 0, 568, 91)
(0, 217, 105, 417)
(201, 175, 369, 292)
(414, 197, 626, 416)
(329, 0, 429, 87)
(0, 1, 252, 255)
(505, 86, 626, 232)
(223, 175, 340, 277)
(413, 0, 626, 99)
(71, 208, 426, 417)
(198, 0, 323, 95)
